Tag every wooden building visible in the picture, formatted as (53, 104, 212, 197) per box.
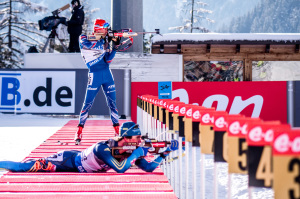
(151, 33, 300, 81)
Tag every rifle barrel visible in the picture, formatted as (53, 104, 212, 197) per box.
(136, 32, 157, 34)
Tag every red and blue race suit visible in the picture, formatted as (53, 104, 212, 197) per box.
(0, 139, 165, 173)
(78, 35, 119, 127)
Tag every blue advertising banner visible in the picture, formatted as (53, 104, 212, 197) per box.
(158, 81, 172, 99)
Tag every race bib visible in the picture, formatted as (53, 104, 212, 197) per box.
(88, 73, 93, 86)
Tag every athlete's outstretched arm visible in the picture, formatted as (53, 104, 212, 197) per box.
(135, 156, 165, 172)
(79, 35, 94, 49)
(94, 144, 148, 173)
(135, 141, 179, 172)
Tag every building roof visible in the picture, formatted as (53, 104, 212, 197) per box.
(152, 33, 300, 45)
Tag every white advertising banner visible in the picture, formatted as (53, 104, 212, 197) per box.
(0, 71, 76, 113)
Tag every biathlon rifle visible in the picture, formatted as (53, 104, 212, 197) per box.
(111, 134, 177, 159)
(87, 29, 161, 51)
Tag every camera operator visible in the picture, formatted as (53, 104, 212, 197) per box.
(66, 0, 84, 52)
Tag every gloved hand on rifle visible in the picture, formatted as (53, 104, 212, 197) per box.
(160, 140, 179, 158)
(132, 145, 150, 157)
(112, 36, 121, 50)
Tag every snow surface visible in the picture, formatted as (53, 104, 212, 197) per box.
(152, 33, 300, 43)
(0, 114, 70, 162)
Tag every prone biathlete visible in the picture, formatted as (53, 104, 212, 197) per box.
(0, 122, 179, 173)
(75, 18, 121, 144)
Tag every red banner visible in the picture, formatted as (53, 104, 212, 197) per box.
(131, 82, 287, 124)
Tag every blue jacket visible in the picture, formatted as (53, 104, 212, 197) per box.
(75, 139, 164, 173)
(67, 5, 84, 35)
(79, 35, 116, 72)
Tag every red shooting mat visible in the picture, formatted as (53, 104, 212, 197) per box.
(0, 120, 176, 198)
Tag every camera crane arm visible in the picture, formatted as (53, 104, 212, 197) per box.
(52, 4, 71, 17)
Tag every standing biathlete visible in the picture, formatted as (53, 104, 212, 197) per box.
(0, 122, 179, 173)
(75, 19, 121, 144)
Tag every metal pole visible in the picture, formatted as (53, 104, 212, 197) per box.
(179, 136, 184, 199)
(165, 126, 171, 183)
(143, 110, 147, 133)
(249, 186, 253, 199)
(201, 153, 206, 199)
(214, 163, 218, 199)
(148, 114, 151, 136)
(123, 69, 131, 117)
(287, 81, 294, 127)
(185, 141, 190, 199)
(228, 174, 231, 199)
(170, 132, 174, 188)
(163, 124, 167, 175)
(175, 133, 180, 197)
(192, 147, 197, 199)
(137, 99, 142, 129)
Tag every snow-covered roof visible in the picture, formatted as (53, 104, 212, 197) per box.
(152, 33, 300, 44)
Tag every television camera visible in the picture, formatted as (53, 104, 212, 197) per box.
(38, 4, 70, 53)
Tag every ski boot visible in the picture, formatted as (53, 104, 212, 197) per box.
(28, 159, 56, 172)
(113, 123, 120, 136)
(75, 125, 83, 145)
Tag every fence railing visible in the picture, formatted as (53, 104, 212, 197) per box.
(137, 95, 300, 199)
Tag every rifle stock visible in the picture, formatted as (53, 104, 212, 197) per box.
(87, 33, 105, 41)
(111, 137, 180, 159)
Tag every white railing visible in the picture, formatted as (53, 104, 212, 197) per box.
(137, 95, 299, 199)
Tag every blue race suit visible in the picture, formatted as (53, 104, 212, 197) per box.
(0, 139, 165, 173)
(79, 35, 119, 126)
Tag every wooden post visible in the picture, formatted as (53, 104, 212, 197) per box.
(243, 59, 252, 81)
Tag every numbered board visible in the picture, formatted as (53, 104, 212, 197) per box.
(273, 156, 300, 199)
(184, 117, 192, 142)
(192, 122, 201, 147)
(247, 122, 289, 188)
(154, 104, 158, 120)
(200, 125, 214, 154)
(273, 130, 300, 199)
(167, 101, 184, 131)
(214, 131, 228, 163)
(137, 97, 142, 108)
(248, 146, 273, 187)
(228, 137, 247, 174)
(172, 113, 179, 132)
(213, 113, 229, 163)
(166, 110, 170, 129)
(149, 102, 153, 116)
(159, 106, 164, 123)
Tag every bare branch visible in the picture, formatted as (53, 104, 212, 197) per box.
(0, 1, 10, 6)
(11, 25, 47, 38)
(11, 28, 44, 45)
(11, 34, 37, 46)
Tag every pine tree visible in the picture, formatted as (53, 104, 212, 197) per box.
(81, 0, 99, 35)
(169, 0, 214, 33)
(220, 0, 300, 33)
(0, 0, 48, 68)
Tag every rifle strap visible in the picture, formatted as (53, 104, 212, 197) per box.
(115, 37, 133, 51)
